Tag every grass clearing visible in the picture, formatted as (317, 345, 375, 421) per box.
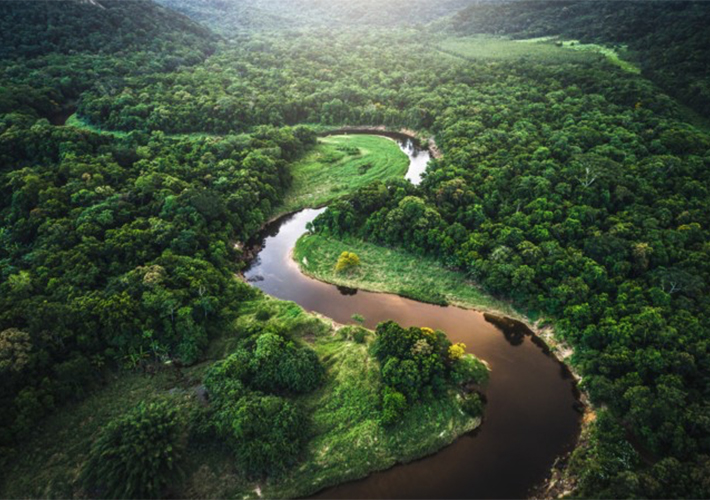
(438, 35, 597, 64)
(294, 233, 523, 319)
(277, 134, 409, 215)
(0, 296, 480, 499)
(438, 35, 639, 73)
(557, 39, 640, 74)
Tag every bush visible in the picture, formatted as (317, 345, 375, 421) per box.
(250, 333, 324, 394)
(451, 354, 489, 386)
(381, 386, 407, 426)
(81, 400, 185, 499)
(335, 251, 360, 273)
(203, 347, 251, 403)
(215, 394, 306, 477)
(461, 392, 485, 417)
(352, 328, 368, 344)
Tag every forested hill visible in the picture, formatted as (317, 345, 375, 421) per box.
(449, 0, 710, 117)
(0, 0, 217, 125)
(0, 0, 216, 60)
(156, 0, 475, 33)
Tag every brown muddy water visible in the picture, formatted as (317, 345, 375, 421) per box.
(244, 136, 582, 498)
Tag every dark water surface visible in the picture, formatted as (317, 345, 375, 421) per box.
(244, 137, 581, 499)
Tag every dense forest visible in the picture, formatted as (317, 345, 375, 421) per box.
(2, 0, 710, 498)
(450, 0, 710, 117)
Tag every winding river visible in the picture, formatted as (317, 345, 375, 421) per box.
(245, 135, 582, 499)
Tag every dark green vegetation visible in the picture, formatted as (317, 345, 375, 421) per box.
(373, 321, 488, 425)
(81, 400, 185, 499)
(1, 299, 487, 498)
(279, 134, 409, 214)
(1, 0, 710, 497)
(450, 0, 710, 118)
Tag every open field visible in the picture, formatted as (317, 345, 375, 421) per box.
(294, 233, 524, 319)
(277, 134, 409, 215)
(438, 35, 638, 73)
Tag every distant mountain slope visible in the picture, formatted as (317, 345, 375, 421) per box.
(449, 0, 710, 116)
(0, 0, 217, 60)
(156, 0, 475, 34)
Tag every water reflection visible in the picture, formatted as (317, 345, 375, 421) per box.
(244, 134, 582, 499)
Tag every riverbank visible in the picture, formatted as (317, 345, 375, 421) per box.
(294, 233, 527, 322)
(293, 231, 595, 498)
(0, 295, 485, 499)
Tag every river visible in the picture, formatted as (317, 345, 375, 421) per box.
(244, 134, 582, 499)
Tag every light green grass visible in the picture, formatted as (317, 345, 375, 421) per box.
(294, 233, 523, 320)
(439, 35, 638, 74)
(277, 135, 409, 215)
(558, 39, 640, 74)
(0, 296, 481, 499)
(438, 35, 597, 64)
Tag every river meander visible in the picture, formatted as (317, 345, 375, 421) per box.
(245, 135, 581, 499)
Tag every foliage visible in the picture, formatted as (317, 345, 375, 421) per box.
(249, 332, 325, 394)
(335, 251, 360, 273)
(448, 342, 466, 361)
(80, 400, 185, 499)
(201, 317, 323, 476)
(381, 386, 407, 426)
(450, 0, 710, 117)
(372, 321, 488, 424)
(2, 0, 710, 495)
(213, 393, 307, 477)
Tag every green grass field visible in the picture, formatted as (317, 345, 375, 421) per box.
(277, 134, 409, 215)
(438, 35, 638, 73)
(0, 297, 480, 499)
(438, 35, 597, 64)
(294, 233, 524, 320)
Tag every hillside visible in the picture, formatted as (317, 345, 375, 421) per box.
(156, 0, 475, 33)
(449, 0, 710, 117)
(0, 0, 216, 60)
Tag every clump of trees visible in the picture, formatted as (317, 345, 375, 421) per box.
(81, 400, 185, 499)
(372, 321, 488, 426)
(200, 326, 324, 476)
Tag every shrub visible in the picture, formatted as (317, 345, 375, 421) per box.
(81, 400, 185, 499)
(448, 342, 466, 361)
(216, 394, 306, 477)
(352, 328, 368, 344)
(335, 251, 360, 273)
(461, 392, 485, 417)
(249, 333, 324, 394)
(204, 348, 250, 404)
(351, 313, 365, 324)
(255, 308, 272, 321)
(451, 354, 489, 386)
(381, 386, 407, 426)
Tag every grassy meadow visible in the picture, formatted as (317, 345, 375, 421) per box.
(277, 134, 409, 215)
(294, 233, 524, 319)
(438, 35, 638, 73)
